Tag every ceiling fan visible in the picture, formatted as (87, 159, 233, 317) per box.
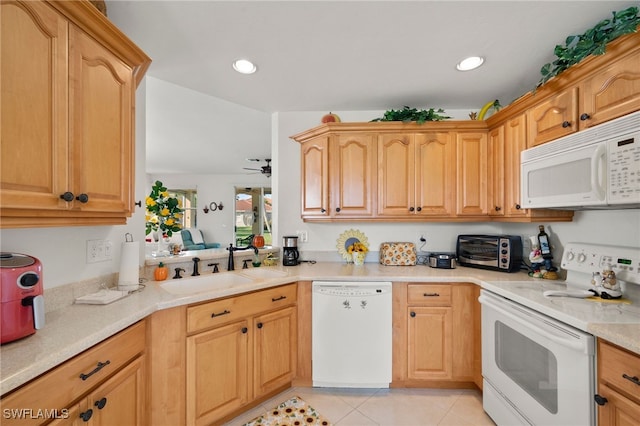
(244, 158, 272, 177)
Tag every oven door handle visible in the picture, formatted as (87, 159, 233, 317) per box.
(479, 294, 586, 352)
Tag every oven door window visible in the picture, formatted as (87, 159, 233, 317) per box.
(495, 320, 558, 414)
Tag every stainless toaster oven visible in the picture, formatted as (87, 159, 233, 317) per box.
(456, 235, 523, 273)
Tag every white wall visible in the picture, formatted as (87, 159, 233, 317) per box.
(0, 81, 150, 288)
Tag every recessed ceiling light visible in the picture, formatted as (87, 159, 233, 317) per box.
(233, 59, 257, 74)
(456, 56, 484, 71)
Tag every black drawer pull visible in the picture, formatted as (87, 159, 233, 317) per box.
(94, 397, 107, 409)
(79, 360, 111, 381)
(80, 409, 93, 422)
(622, 373, 640, 386)
(423, 292, 440, 297)
(272, 295, 287, 302)
(211, 309, 230, 318)
(594, 394, 608, 406)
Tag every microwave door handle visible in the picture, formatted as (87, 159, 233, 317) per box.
(592, 144, 607, 201)
(479, 294, 585, 352)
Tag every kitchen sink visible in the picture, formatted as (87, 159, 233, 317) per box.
(238, 268, 289, 279)
(160, 273, 253, 295)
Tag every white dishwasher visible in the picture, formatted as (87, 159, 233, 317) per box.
(312, 281, 392, 388)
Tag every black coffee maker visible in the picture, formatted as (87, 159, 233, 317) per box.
(282, 236, 299, 266)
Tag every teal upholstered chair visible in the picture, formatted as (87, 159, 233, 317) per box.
(180, 229, 221, 251)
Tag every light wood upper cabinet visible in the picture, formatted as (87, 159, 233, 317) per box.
(580, 52, 640, 130)
(300, 136, 329, 218)
(377, 133, 414, 216)
(487, 126, 505, 217)
(330, 133, 376, 218)
(456, 132, 488, 216)
(527, 87, 578, 147)
(504, 115, 528, 217)
(0, 0, 150, 228)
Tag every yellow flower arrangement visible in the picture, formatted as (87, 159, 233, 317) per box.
(145, 180, 182, 237)
(347, 241, 369, 254)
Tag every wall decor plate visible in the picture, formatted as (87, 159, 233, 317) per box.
(336, 229, 368, 262)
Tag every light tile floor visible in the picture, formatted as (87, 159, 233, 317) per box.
(224, 387, 496, 426)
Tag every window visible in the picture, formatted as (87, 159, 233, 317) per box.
(170, 189, 198, 229)
(235, 187, 272, 246)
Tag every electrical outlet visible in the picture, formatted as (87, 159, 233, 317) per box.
(296, 230, 308, 243)
(87, 239, 111, 263)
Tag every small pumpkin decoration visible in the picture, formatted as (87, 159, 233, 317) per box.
(154, 262, 168, 281)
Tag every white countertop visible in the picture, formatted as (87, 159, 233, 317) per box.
(2, 262, 639, 395)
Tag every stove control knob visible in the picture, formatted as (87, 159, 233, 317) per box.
(578, 253, 587, 263)
(566, 251, 575, 261)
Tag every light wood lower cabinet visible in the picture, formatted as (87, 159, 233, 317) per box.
(0, 321, 147, 426)
(596, 340, 640, 426)
(149, 284, 298, 426)
(393, 282, 480, 388)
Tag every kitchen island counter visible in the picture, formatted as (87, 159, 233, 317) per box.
(2, 262, 638, 395)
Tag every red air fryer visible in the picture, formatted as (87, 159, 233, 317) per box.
(1, 253, 45, 344)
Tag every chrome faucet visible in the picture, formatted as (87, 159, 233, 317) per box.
(226, 243, 259, 271)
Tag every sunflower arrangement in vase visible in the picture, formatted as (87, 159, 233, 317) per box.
(347, 241, 369, 265)
(145, 181, 183, 240)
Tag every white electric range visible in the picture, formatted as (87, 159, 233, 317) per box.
(480, 242, 640, 426)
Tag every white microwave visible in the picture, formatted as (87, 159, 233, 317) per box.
(521, 111, 640, 210)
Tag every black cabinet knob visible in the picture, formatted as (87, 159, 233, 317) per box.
(580, 113, 591, 121)
(515, 204, 521, 210)
(80, 409, 93, 422)
(594, 394, 608, 406)
(410, 311, 416, 317)
(409, 207, 415, 212)
(320, 208, 326, 213)
(562, 121, 571, 128)
(60, 191, 74, 202)
(241, 327, 248, 334)
(495, 206, 501, 211)
(416, 207, 422, 212)
(94, 397, 107, 409)
(76, 193, 89, 203)
(257, 322, 263, 329)
(335, 207, 341, 212)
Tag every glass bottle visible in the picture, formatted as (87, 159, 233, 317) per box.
(538, 225, 553, 260)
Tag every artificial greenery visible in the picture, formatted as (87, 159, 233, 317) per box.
(538, 6, 640, 87)
(145, 180, 183, 236)
(371, 106, 451, 124)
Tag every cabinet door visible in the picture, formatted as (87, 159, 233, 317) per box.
(527, 87, 578, 147)
(87, 356, 146, 426)
(187, 320, 250, 426)
(300, 137, 329, 217)
(377, 133, 415, 216)
(69, 26, 134, 214)
(49, 401, 89, 426)
(330, 134, 376, 217)
(597, 384, 640, 426)
(407, 307, 452, 380)
(580, 52, 640, 130)
(415, 132, 455, 216)
(504, 115, 528, 217)
(253, 306, 297, 399)
(488, 126, 505, 217)
(0, 1, 69, 212)
(456, 132, 488, 216)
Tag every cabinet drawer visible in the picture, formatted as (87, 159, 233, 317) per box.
(599, 340, 640, 401)
(407, 284, 452, 306)
(1, 321, 146, 425)
(187, 284, 297, 334)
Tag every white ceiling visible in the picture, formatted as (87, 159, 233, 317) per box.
(106, 0, 637, 173)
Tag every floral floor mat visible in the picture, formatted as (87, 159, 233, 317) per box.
(243, 396, 332, 426)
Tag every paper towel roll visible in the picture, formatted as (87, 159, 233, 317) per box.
(118, 241, 140, 292)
